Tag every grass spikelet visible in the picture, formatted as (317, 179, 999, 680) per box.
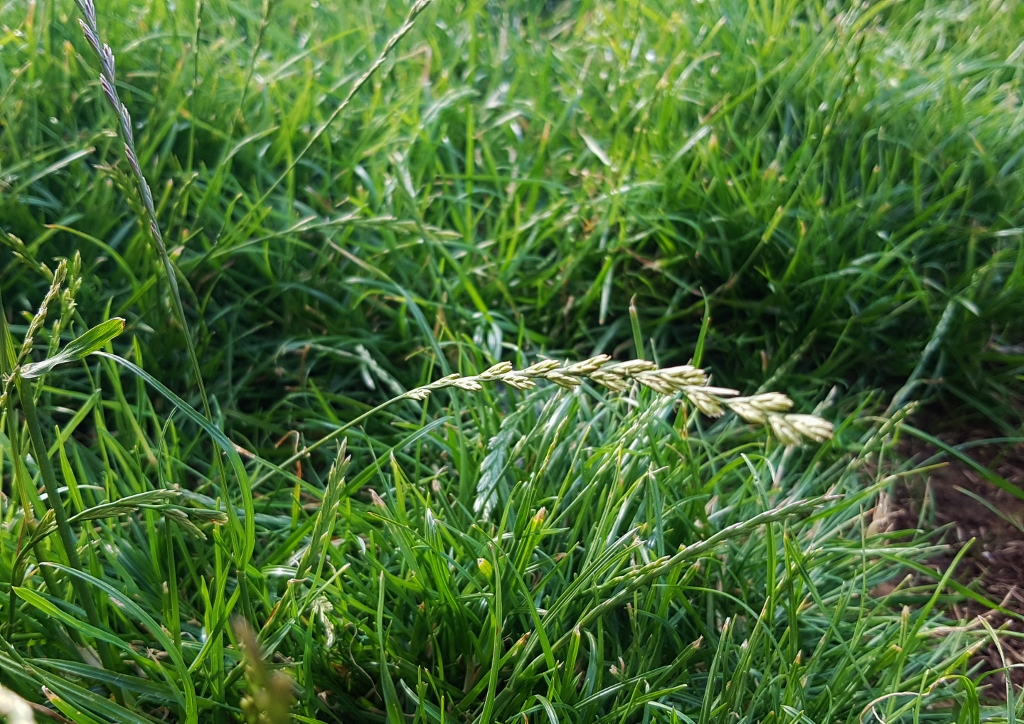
(16, 260, 66, 367)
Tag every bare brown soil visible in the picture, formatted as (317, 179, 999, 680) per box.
(890, 425, 1024, 694)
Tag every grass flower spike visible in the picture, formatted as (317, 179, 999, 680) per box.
(403, 355, 833, 445)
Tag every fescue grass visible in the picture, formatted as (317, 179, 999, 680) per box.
(0, 300, 999, 721)
(2, 0, 1024, 721)
(3, 0, 1024, 413)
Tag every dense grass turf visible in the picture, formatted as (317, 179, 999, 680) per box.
(4, 0, 1024, 410)
(2, 0, 1024, 721)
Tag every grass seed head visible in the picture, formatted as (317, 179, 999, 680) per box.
(635, 373, 678, 395)
(727, 399, 768, 425)
(545, 371, 584, 388)
(523, 359, 562, 376)
(684, 388, 727, 417)
(402, 353, 832, 445)
(563, 354, 612, 376)
(479, 361, 514, 379)
(499, 373, 536, 390)
(609, 359, 658, 376)
(453, 378, 483, 391)
(655, 365, 708, 387)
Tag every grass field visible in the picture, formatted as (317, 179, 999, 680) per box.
(2, 0, 1024, 721)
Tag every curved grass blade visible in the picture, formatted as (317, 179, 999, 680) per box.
(42, 563, 198, 723)
(21, 318, 125, 379)
(16, 585, 194, 724)
(95, 352, 255, 566)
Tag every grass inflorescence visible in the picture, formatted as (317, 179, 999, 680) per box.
(404, 355, 833, 444)
(1, 0, 1023, 721)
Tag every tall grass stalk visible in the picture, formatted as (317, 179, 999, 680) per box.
(72, 0, 257, 638)
(74, 0, 211, 418)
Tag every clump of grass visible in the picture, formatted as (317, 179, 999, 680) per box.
(0, 261, 997, 721)
(0, 256, 991, 724)
(332, 394, 988, 723)
(1, 0, 1022, 721)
